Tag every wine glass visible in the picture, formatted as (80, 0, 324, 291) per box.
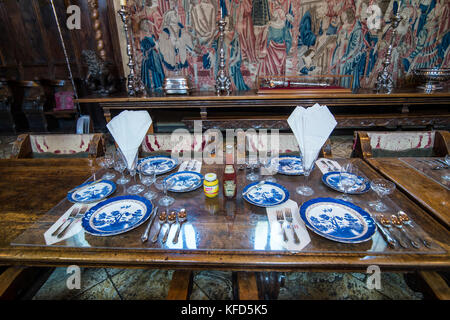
(338, 162, 357, 201)
(369, 178, 396, 212)
(156, 177, 175, 207)
(246, 157, 260, 181)
(126, 153, 145, 195)
(140, 164, 157, 200)
(97, 153, 116, 180)
(296, 152, 319, 196)
(260, 154, 277, 183)
(114, 151, 130, 185)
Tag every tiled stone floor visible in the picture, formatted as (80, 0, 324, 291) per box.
(0, 134, 426, 300)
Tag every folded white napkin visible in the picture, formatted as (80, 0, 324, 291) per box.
(44, 203, 96, 245)
(287, 104, 337, 171)
(266, 199, 311, 252)
(178, 159, 202, 173)
(315, 158, 342, 174)
(106, 110, 152, 169)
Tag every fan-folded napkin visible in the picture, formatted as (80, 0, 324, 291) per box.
(287, 104, 337, 171)
(106, 110, 152, 169)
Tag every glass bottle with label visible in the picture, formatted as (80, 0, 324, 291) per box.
(223, 145, 237, 199)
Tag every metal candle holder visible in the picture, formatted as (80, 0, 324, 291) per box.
(376, 12, 402, 93)
(215, 19, 232, 95)
(118, 5, 142, 96)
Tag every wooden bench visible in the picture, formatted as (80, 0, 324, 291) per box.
(352, 130, 450, 160)
(10, 133, 105, 159)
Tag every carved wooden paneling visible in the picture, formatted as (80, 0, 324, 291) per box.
(0, 0, 123, 82)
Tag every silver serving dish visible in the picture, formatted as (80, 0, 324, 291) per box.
(413, 68, 450, 91)
(163, 75, 192, 95)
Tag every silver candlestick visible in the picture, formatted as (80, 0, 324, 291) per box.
(376, 12, 402, 93)
(118, 5, 142, 96)
(215, 19, 232, 95)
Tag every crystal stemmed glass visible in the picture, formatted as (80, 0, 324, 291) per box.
(114, 151, 130, 185)
(156, 177, 175, 207)
(338, 162, 357, 201)
(260, 155, 277, 183)
(296, 152, 318, 196)
(246, 157, 260, 181)
(140, 164, 157, 200)
(126, 153, 145, 194)
(369, 178, 396, 212)
(97, 153, 116, 180)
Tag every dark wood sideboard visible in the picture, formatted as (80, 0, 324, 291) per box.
(76, 89, 450, 133)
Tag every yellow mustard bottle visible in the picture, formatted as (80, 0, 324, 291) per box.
(204, 173, 219, 198)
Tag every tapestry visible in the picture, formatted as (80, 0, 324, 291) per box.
(129, 0, 450, 91)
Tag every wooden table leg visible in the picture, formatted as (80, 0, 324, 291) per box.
(236, 272, 259, 300)
(419, 271, 450, 300)
(256, 271, 284, 300)
(167, 270, 193, 300)
(0, 266, 53, 300)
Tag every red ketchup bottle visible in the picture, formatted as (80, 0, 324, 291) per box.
(223, 145, 237, 199)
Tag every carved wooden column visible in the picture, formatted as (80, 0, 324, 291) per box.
(88, 0, 107, 60)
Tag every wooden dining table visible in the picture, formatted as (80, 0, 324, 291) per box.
(0, 157, 449, 276)
(366, 157, 450, 230)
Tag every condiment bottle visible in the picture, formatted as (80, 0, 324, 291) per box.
(204, 173, 219, 198)
(223, 164, 237, 199)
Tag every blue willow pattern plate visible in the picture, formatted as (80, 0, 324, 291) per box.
(67, 180, 116, 204)
(299, 197, 376, 243)
(165, 171, 204, 192)
(138, 156, 178, 175)
(268, 155, 305, 175)
(322, 171, 371, 194)
(82, 195, 153, 236)
(242, 181, 290, 207)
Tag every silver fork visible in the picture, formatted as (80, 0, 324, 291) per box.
(276, 210, 288, 242)
(57, 204, 89, 238)
(284, 208, 300, 244)
(52, 206, 80, 237)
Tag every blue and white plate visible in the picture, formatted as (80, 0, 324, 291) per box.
(165, 171, 204, 192)
(242, 181, 289, 207)
(269, 155, 305, 175)
(67, 180, 116, 204)
(138, 156, 178, 175)
(300, 197, 376, 243)
(81, 195, 153, 236)
(322, 171, 370, 194)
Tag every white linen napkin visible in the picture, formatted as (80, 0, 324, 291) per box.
(266, 199, 311, 252)
(315, 158, 342, 174)
(44, 203, 96, 245)
(287, 104, 337, 171)
(178, 159, 202, 173)
(106, 110, 152, 169)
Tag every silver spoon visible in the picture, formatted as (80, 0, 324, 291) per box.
(391, 215, 420, 249)
(172, 209, 187, 244)
(162, 211, 177, 243)
(152, 211, 167, 243)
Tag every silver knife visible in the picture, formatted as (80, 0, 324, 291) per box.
(141, 206, 159, 243)
(374, 219, 397, 249)
(242, 181, 265, 196)
(365, 208, 397, 249)
(67, 179, 103, 194)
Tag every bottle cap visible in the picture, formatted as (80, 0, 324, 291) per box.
(205, 173, 217, 182)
